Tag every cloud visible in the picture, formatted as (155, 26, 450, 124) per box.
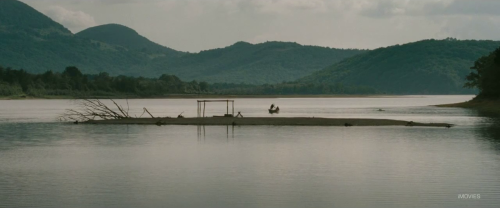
(355, 0, 449, 18)
(425, 0, 500, 16)
(441, 16, 500, 40)
(43, 6, 97, 32)
(356, 0, 500, 18)
(20, 0, 500, 52)
(249, 0, 329, 14)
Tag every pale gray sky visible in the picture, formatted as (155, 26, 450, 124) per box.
(21, 0, 500, 52)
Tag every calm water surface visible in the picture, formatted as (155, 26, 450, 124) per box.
(1, 96, 499, 208)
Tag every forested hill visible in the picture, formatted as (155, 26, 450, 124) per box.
(153, 41, 366, 84)
(0, 0, 70, 35)
(0, 0, 173, 77)
(76, 24, 184, 57)
(0, 0, 366, 85)
(299, 39, 500, 94)
(5, 0, 498, 94)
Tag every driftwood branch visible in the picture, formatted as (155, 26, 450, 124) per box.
(61, 99, 134, 122)
(143, 107, 155, 118)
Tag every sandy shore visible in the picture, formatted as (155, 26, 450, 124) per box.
(437, 99, 500, 115)
(84, 117, 452, 127)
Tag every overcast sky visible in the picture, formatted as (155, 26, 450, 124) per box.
(21, 0, 500, 52)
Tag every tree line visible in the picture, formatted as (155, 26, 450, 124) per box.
(465, 47, 500, 99)
(0, 66, 209, 97)
(0, 66, 379, 98)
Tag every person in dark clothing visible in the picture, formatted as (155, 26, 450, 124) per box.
(270, 104, 275, 110)
(236, 111, 244, 118)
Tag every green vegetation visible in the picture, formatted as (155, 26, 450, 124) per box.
(437, 47, 500, 115)
(300, 38, 500, 94)
(0, 0, 173, 77)
(0, 0, 69, 34)
(211, 82, 378, 95)
(0, 66, 209, 98)
(0, 66, 378, 98)
(3, 0, 499, 95)
(442, 47, 500, 115)
(155, 41, 366, 84)
(0, 0, 364, 85)
(465, 47, 500, 99)
(439, 100, 500, 116)
(76, 24, 184, 57)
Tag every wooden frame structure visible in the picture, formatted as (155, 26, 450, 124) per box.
(197, 100, 234, 117)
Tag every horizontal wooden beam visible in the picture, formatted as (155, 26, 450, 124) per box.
(197, 100, 234, 103)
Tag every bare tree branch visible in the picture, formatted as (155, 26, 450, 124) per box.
(60, 99, 137, 122)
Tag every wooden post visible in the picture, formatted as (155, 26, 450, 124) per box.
(232, 101, 234, 116)
(226, 100, 229, 115)
(203, 102, 206, 117)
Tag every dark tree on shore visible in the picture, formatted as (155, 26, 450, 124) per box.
(465, 47, 500, 99)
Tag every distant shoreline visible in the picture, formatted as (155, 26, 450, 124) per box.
(437, 99, 500, 115)
(0, 94, 413, 100)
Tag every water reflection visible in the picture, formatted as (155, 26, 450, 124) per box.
(0, 123, 158, 151)
(197, 125, 235, 142)
(0, 123, 61, 151)
(476, 115, 500, 153)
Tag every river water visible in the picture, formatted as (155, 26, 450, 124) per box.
(0, 96, 499, 208)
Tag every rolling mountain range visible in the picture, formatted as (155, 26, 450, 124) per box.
(0, 0, 170, 76)
(299, 38, 500, 94)
(1, 0, 499, 94)
(0, 0, 365, 84)
(151, 41, 364, 84)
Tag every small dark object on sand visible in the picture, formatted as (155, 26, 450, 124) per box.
(406, 121, 414, 126)
(378, 109, 385, 111)
(269, 108, 280, 114)
(344, 123, 353, 127)
(74, 120, 79, 125)
(156, 120, 164, 126)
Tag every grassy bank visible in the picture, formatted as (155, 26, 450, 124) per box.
(438, 98, 500, 115)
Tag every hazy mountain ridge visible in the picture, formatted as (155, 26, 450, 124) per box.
(0, 0, 366, 84)
(76, 24, 185, 58)
(0, 0, 163, 76)
(154, 41, 366, 84)
(0, 0, 70, 36)
(299, 39, 500, 94)
(2, 0, 499, 94)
